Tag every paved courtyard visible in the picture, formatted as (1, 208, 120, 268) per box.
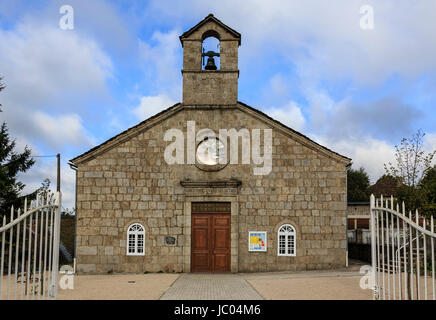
(160, 273, 263, 300)
(57, 273, 179, 300)
(53, 267, 372, 300)
(244, 272, 371, 300)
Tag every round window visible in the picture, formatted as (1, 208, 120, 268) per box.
(195, 137, 228, 171)
(196, 137, 225, 165)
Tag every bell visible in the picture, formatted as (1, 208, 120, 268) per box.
(205, 56, 217, 70)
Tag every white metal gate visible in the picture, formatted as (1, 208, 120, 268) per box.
(370, 194, 436, 300)
(0, 192, 62, 300)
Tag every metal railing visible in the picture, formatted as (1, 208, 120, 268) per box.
(370, 194, 435, 300)
(0, 192, 61, 300)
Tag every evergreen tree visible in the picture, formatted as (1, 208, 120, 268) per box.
(0, 77, 35, 218)
(420, 165, 436, 216)
(347, 166, 371, 202)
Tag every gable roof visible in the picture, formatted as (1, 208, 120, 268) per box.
(70, 102, 351, 166)
(180, 14, 241, 45)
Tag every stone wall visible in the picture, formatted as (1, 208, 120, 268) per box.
(182, 71, 238, 105)
(74, 105, 348, 274)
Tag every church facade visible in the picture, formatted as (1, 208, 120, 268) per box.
(70, 15, 351, 274)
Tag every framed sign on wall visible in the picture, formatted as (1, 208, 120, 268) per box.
(165, 236, 176, 245)
(248, 231, 267, 252)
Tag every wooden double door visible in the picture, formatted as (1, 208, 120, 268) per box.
(191, 202, 231, 273)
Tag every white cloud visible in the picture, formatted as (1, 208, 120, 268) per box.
(424, 133, 436, 152)
(315, 135, 396, 183)
(133, 94, 176, 120)
(0, 19, 113, 212)
(0, 23, 112, 108)
(33, 112, 95, 149)
(12, 139, 76, 210)
(264, 101, 306, 131)
(307, 95, 423, 142)
(139, 29, 182, 100)
(18, 159, 76, 210)
(0, 17, 115, 135)
(424, 133, 436, 168)
(63, 0, 135, 56)
(313, 131, 436, 185)
(0, 22, 112, 149)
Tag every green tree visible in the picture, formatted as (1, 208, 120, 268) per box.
(384, 130, 436, 215)
(0, 77, 35, 218)
(385, 129, 435, 187)
(419, 165, 436, 216)
(347, 166, 371, 202)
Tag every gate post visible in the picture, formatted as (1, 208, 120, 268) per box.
(50, 191, 62, 299)
(370, 194, 377, 299)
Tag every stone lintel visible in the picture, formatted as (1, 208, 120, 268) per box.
(181, 180, 241, 196)
(180, 180, 241, 188)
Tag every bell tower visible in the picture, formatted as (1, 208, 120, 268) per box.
(180, 14, 241, 106)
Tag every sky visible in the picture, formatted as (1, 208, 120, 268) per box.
(1, 0, 436, 209)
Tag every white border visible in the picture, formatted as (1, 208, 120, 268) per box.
(248, 231, 267, 252)
(126, 223, 146, 256)
(277, 224, 296, 257)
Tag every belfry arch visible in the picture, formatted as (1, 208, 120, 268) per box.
(201, 32, 220, 70)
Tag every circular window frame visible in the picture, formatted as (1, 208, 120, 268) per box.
(194, 137, 229, 172)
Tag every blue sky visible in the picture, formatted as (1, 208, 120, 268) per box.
(1, 0, 436, 208)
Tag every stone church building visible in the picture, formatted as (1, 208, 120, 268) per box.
(70, 14, 351, 274)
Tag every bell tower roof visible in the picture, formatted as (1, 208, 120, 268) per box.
(180, 14, 241, 46)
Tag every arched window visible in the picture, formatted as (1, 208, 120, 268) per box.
(278, 224, 296, 256)
(127, 223, 145, 256)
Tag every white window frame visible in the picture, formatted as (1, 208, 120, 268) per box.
(126, 223, 145, 256)
(277, 224, 296, 257)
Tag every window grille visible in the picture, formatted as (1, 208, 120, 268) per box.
(127, 223, 145, 256)
(278, 224, 296, 256)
